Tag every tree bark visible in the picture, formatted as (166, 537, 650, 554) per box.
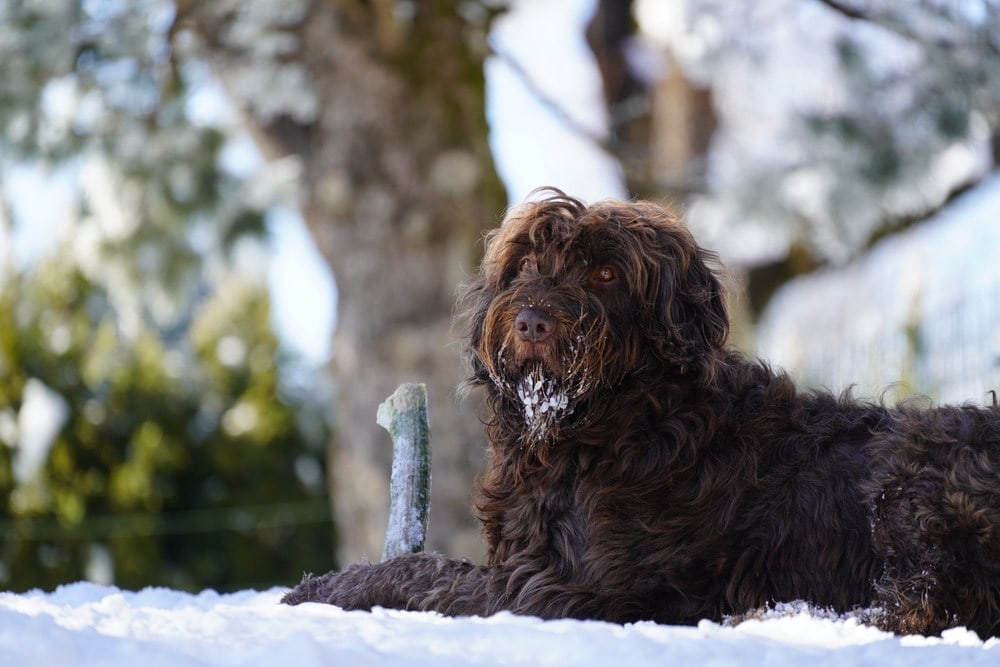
(177, 1, 506, 564)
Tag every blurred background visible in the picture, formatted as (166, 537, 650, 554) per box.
(1, 0, 998, 592)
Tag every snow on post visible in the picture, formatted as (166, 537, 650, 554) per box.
(377, 382, 431, 562)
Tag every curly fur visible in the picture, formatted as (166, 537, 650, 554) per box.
(283, 190, 1000, 636)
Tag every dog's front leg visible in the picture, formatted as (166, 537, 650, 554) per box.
(282, 552, 503, 617)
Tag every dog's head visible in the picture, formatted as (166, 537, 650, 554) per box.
(461, 188, 728, 443)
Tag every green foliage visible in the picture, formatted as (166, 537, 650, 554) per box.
(0, 254, 333, 592)
(0, 0, 340, 592)
(0, 1, 336, 592)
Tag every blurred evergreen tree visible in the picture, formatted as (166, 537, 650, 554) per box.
(0, 250, 332, 592)
(0, 0, 333, 591)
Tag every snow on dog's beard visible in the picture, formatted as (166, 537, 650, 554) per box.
(515, 364, 571, 444)
(487, 330, 595, 446)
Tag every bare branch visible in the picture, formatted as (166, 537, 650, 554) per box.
(487, 36, 615, 157)
(815, 0, 872, 21)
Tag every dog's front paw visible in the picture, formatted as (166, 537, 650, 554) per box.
(281, 562, 380, 610)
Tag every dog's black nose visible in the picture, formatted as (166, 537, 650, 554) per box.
(515, 307, 556, 343)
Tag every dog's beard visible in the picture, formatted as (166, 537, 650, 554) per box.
(487, 332, 596, 446)
(514, 364, 573, 444)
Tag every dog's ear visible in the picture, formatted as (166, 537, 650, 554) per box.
(457, 273, 493, 387)
(647, 222, 729, 371)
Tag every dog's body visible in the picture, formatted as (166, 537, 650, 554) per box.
(284, 191, 1000, 636)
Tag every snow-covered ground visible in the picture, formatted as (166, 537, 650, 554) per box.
(1, 583, 996, 666)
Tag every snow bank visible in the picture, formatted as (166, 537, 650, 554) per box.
(1, 583, 996, 666)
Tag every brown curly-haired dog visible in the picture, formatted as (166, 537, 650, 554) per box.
(284, 190, 1000, 636)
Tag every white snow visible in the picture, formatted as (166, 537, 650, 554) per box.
(515, 366, 573, 443)
(517, 373, 569, 421)
(0, 583, 996, 666)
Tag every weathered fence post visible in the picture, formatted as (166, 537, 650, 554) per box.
(376, 383, 431, 561)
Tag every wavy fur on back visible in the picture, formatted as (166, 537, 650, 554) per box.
(284, 190, 1000, 637)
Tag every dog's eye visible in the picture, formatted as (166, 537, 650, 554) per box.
(592, 266, 616, 283)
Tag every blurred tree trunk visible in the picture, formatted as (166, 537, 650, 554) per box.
(586, 0, 715, 197)
(177, 2, 506, 564)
